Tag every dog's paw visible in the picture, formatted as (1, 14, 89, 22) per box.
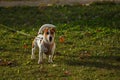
(31, 55, 35, 59)
(48, 60, 53, 63)
(38, 60, 43, 64)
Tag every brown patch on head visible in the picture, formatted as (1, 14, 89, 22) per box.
(43, 27, 55, 36)
(43, 27, 56, 42)
(43, 28, 49, 39)
(50, 28, 55, 36)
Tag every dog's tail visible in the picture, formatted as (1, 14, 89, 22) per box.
(38, 24, 56, 34)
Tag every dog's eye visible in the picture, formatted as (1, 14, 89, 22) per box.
(46, 32, 49, 35)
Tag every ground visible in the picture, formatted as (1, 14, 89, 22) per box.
(0, 2, 120, 80)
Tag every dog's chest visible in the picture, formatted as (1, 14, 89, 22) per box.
(43, 43, 54, 55)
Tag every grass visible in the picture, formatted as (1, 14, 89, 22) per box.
(0, 0, 38, 1)
(0, 3, 120, 80)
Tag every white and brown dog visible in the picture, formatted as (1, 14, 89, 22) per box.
(31, 24, 56, 64)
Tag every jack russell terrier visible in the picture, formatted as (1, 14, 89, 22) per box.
(31, 24, 56, 64)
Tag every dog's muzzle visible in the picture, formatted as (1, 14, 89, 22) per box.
(49, 36, 52, 42)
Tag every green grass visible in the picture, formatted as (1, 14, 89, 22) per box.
(0, 3, 120, 80)
(0, 0, 38, 1)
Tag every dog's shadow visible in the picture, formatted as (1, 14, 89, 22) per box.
(65, 55, 120, 70)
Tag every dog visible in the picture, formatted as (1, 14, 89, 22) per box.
(31, 24, 56, 64)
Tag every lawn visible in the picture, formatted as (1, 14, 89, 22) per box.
(0, 2, 120, 80)
(0, 0, 38, 1)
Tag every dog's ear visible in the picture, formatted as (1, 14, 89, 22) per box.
(51, 28, 56, 33)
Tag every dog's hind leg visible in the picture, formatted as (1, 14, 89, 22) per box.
(31, 41, 36, 59)
(31, 47, 36, 59)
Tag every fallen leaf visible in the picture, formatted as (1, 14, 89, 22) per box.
(79, 50, 91, 59)
(59, 36, 65, 43)
(64, 70, 71, 76)
(0, 59, 16, 66)
(23, 43, 28, 49)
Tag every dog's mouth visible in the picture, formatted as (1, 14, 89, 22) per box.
(49, 36, 52, 42)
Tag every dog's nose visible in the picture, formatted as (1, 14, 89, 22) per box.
(49, 36, 52, 42)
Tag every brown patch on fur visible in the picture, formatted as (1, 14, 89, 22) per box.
(50, 28, 55, 36)
(50, 27, 56, 33)
(43, 28, 49, 40)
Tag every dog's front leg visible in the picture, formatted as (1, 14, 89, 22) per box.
(48, 43, 55, 63)
(48, 55, 53, 63)
(37, 41, 43, 64)
(38, 49, 43, 64)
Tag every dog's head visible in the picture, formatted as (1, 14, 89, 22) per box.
(43, 27, 56, 44)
